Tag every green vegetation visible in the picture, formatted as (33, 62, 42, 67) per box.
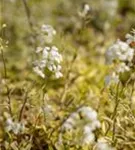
(0, 0, 135, 149)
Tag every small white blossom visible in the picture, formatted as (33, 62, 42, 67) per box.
(79, 4, 90, 17)
(116, 62, 130, 73)
(62, 118, 76, 131)
(78, 106, 97, 121)
(82, 124, 96, 145)
(33, 66, 45, 78)
(126, 30, 135, 44)
(5, 118, 25, 135)
(12, 123, 25, 135)
(62, 113, 79, 131)
(95, 138, 115, 150)
(83, 125, 92, 134)
(55, 71, 63, 78)
(90, 120, 101, 130)
(41, 24, 56, 43)
(5, 118, 14, 132)
(82, 132, 95, 145)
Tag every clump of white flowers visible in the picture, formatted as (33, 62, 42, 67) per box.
(94, 138, 115, 150)
(33, 24, 63, 79)
(60, 106, 101, 145)
(105, 30, 135, 86)
(106, 39, 134, 64)
(33, 46, 63, 78)
(5, 118, 25, 135)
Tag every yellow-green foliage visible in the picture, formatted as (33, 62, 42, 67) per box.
(0, 0, 135, 149)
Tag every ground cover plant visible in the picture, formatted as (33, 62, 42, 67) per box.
(0, 0, 135, 149)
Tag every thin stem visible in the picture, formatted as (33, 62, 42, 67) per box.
(112, 82, 122, 144)
(1, 49, 13, 116)
(1, 49, 7, 78)
(21, 0, 33, 31)
(129, 81, 135, 109)
(105, 82, 121, 136)
(21, 0, 37, 51)
(60, 52, 77, 104)
(18, 91, 28, 121)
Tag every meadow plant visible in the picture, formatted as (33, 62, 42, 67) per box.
(0, 0, 135, 150)
(33, 24, 63, 79)
(105, 31, 135, 85)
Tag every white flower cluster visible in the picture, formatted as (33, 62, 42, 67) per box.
(5, 118, 25, 135)
(94, 138, 115, 150)
(61, 106, 101, 145)
(41, 24, 56, 43)
(33, 24, 63, 79)
(106, 39, 134, 64)
(33, 46, 63, 79)
(105, 30, 135, 85)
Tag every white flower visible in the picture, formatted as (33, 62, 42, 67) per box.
(33, 66, 45, 78)
(42, 46, 50, 58)
(83, 125, 92, 134)
(116, 62, 130, 73)
(90, 120, 101, 131)
(95, 138, 115, 150)
(82, 132, 95, 145)
(12, 123, 25, 135)
(62, 113, 79, 131)
(79, 4, 90, 18)
(55, 71, 63, 78)
(41, 24, 56, 35)
(78, 106, 97, 121)
(62, 117, 75, 131)
(82, 4, 90, 16)
(83, 124, 96, 145)
(5, 118, 25, 135)
(106, 40, 134, 64)
(126, 30, 135, 44)
(5, 118, 14, 132)
(41, 24, 56, 43)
